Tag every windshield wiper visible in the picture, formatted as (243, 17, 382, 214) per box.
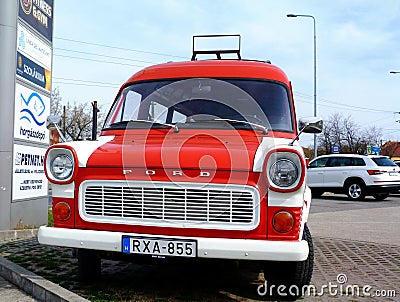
(109, 120, 179, 132)
(213, 118, 268, 134)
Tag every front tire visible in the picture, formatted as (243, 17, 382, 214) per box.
(346, 181, 366, 201)
(263, 224, 314, 298)
(77, 249, 101, 281)
(290, 224, 314, 289)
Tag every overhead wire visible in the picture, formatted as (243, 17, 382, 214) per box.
(52, 36, 399, 117)
(55, 37, 189, 59)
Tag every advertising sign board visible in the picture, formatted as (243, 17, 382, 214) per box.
(16, 51, 51, 91)
(367, 145, 380, 155)
(17, 23, 52, 69)
(18, 0, 53, 42)
(14, 82, 50, 143)
(12, 144, 48, 200)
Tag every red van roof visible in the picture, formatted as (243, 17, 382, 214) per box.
(126, 60, 290, 84)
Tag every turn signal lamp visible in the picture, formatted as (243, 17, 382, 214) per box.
(53, 201, 71, 221)
(272, 211, 294, 233)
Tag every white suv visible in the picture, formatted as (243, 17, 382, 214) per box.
(307, 154, 400, 200)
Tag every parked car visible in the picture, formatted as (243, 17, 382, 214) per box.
(307, 154, 400, 200)
(394, 160, 400, 167)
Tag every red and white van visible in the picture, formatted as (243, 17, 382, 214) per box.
(38, 35, 322, 294)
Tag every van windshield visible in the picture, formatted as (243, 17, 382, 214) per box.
(103, 78, 294, 132)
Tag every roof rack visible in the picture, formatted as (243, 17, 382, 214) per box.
(191, 34, 241, 61)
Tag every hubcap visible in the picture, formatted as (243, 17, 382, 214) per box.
(349, 184, 361, 198)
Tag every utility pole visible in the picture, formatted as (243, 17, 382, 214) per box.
(92, 101, 99, 140)
(63, 105, 66, 137)
(287, 13, 318, 158)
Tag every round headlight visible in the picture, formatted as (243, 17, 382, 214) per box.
(269, 159, 298, 187)
(50, 154, 73, 180)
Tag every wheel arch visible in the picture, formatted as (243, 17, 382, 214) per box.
(343, 177, 366, 188)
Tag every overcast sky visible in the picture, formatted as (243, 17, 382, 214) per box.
(52, 0, 400, 147)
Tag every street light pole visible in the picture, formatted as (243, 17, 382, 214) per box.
(287, 14, 318, 158)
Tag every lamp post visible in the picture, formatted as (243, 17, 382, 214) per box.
(390, 71, 400, 74)
(287, 13, 318, 158)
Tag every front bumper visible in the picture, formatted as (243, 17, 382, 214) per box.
(38, 226, 309, 262)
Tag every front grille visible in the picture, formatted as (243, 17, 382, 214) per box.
(80, 181, 259, 230)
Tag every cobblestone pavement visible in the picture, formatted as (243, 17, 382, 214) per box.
(1, 236, 399, 301)
(307, 238, 399, 301)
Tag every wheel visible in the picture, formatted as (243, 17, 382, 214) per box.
(290, 224, 314, 289)
(77, 249, 101, 281)
(372, 193, 389, 201)
(346, 181, 366, 201)
(311, 188, 324, 198)
(262, 224, 314, 298)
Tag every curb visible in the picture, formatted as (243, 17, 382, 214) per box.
(0, 229, 38, 242)
(0, 229, 89, 302)
(0, 256, 89, 302)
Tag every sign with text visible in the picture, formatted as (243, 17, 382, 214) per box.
(12, 144, 48, 200)
(16, 51, 51, 91)
(18, 0, 54, 42)
(17, 23, 52, 70)
(14, 83, 50, 143)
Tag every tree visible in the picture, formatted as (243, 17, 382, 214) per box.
(317, 113, 382, 155)
(50, 87, 105, 141)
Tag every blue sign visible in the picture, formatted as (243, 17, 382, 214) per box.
(331, 145, 340, 154)
(371, 146, 380, 155)
(16, 52, 51, 91)
(122, 237, 131, 253)
(18, 0, 54, 42)
(368, 146, 380, 155)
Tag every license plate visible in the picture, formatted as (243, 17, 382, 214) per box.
(122, 236, 197, 258)
(389, 172, 398, 176)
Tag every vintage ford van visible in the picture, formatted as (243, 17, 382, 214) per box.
(38, 35, 322, 294)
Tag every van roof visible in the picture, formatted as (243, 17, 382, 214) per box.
(125, 59, 290, 85)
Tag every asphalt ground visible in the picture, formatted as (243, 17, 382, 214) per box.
(0, 194, 399, 301)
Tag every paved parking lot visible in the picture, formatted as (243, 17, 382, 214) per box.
(0, 194, 399, 301)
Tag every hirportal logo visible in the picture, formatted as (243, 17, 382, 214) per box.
(19, 91, 46, 127)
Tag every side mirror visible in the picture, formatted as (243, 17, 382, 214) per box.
(299, 117, 323, 134)
(46, 115, 62, 131)
(289, 117, 323, 146)
(46, 115, 67, 142)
